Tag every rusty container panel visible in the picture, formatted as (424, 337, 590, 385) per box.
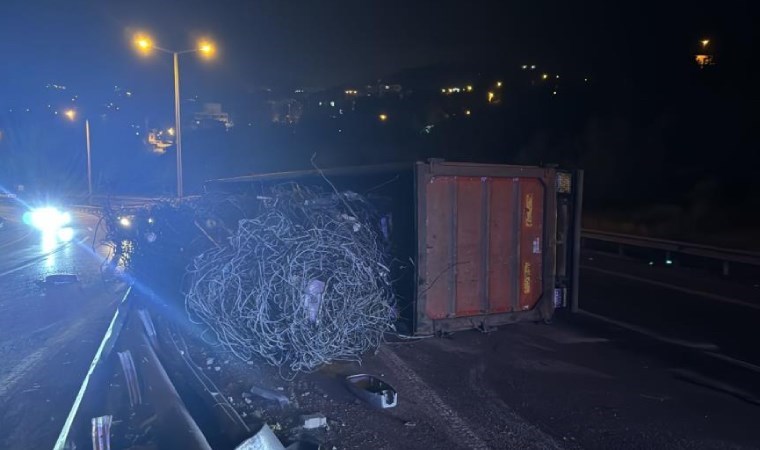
(423, 177, 454, 320)
(454, 177, 486, 317)
(487, 178, 517, 313)
(418, 164, 553, 334)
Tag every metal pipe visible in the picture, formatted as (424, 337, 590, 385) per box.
(173, 52, 183, 199)
(85, 119, 92, 200)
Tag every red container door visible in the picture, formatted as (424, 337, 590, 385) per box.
(419, 169, 550, 333)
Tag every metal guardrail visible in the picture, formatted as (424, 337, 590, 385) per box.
(55, 286, 252, 449)
(581, 229, 760, 275)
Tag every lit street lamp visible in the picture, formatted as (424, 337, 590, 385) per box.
(63, 109, 93, 199)
(133, 33, 216, 199)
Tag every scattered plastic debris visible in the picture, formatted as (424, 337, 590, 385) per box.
(346, 374, 398, 408)
(303, 279, 325, 324)
(301, 413, 327, 429)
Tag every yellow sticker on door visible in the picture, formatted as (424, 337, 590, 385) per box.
(524, 193, 534, 228)
(522, 261, 532, 295)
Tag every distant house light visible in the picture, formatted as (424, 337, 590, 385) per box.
(695, 54, 714, 68)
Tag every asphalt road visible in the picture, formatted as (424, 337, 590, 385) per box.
(189, 247, 760, 449)
(2, 201, 759, 449)
(579, 249, 760, 368)
(0, 204, 124, 450)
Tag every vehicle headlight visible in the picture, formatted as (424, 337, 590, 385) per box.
(118, 216, 133, 228)
(23, 207, 72, 232)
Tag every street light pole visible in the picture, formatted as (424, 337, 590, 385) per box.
(85, 119, 92, 199)
(133, 34, 215, 200)
(64, 109, 92, 200)
(173, 52, 184, 199)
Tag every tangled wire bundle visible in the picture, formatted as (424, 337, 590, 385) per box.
(185, 185, 396, 374)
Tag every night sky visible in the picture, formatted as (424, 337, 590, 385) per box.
(0, 0, 754, 98)
(1, 1, 758, 205)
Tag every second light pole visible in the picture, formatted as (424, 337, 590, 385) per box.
(134, 34, 216, 199)
(64, 109, 92, 200)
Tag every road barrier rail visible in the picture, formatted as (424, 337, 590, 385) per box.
(581, 229, 760, 275)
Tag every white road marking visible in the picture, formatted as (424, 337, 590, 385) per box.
(581, 265, 760, 311)
(578, 310, 719, 351)
(379, 346, 491, 450)
(703, 352, 760, 374)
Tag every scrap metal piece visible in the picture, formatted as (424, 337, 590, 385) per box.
(137, 309, 158, 349)
(346, 374, 397, 408)
(117, 350, 142, 408)
(249, 384, 290, 407)
(234, 424, 285, 450)
(44, 274, 79, 285)
(91, 415, 112, 450)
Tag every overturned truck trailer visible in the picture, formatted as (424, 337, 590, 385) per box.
(205, 159, 583, 335)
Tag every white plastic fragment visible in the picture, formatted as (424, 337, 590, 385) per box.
(234, 424, 285, 450)
(301, 413, 327, 429)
